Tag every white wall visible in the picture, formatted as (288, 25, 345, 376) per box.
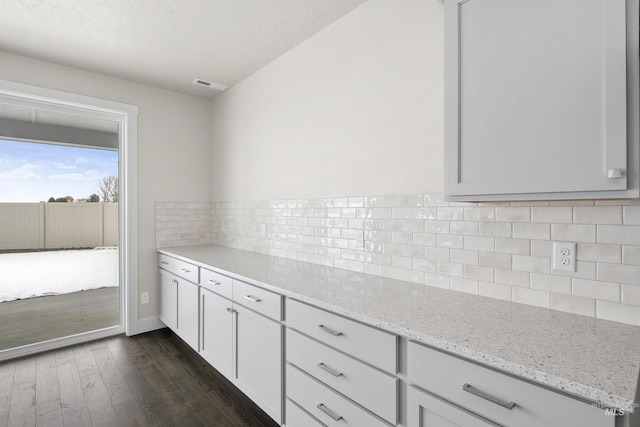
(0, 51, 213, 319)
(210, 0, 444, 202)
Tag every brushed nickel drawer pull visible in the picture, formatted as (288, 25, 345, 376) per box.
(207, 279, 221, 286)
(317, 362, 343, 377)
(317, 403, 343, 421)
(317, 324, 343, 337)
(462, 383, 516, 410)
(180, 268, 190, 273)
(160, 261, 169, 265)
(226, 307, 236, 313)
(244, 295, 261, 303)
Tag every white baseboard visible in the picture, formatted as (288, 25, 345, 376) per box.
(134, 316, 166, 335)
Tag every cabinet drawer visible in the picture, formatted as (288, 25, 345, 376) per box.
(233, 280, 282, 321)
(158, 253, 199, 283)
(408, 342, 614, 427)
(200, 268, 232, 299)
(287, 329, 398, 425)
(286, 364, 390, 427)
(286, 399, 326, 427)
(286, 299, 397, 374)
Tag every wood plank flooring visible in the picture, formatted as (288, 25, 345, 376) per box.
(0, 329, 279, 427)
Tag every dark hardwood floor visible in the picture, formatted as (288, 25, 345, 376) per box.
(0, 329, 280, 427)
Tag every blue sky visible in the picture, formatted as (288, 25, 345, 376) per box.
(0, 139, 118, 202)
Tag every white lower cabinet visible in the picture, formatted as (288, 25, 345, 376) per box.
(158, 267, 199, 351)
(234, 304, 283, 423)
(199, 287, 233, 378)
(198, 275, 283, 424)
(285, 299, 398, 427)
(158, 268, 177, 330)
(286, 399, 326, 427)
(408, 385, 500, 427)
(407, 341, 614, 427)
(287, 364, 390, 427)
(176, 278, 199, 350)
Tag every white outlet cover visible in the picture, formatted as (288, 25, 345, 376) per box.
(552, 241, 576, 272)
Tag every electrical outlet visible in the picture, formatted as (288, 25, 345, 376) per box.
(141, 292, 149, 304)
(552, 241, 576, 272)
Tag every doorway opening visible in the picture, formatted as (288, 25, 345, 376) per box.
(0, 80, 138, 361)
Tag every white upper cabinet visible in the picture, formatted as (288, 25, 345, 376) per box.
(444, 0, 639, 201)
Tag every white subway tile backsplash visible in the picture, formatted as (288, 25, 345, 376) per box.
(451, 249, 478, 266)
(531, 240, 553, 257)
(551, 224, 596, 243)
(512, 287, 550, 309)
(622, 285, 640, 306)
(464, 207, 495, 222)
(513, 223, 550, 240)
(623, 245, 640, 266)
(479, 281, 512, 301)
(574, 206, 622, 225)
(479, 252, 512, 269)
(576, 243, 621, 263)
(496, 207, 531, 222)
(623, 206, 640, 225)
(160, 193, 640, 327)
(598, 225, 640, 245)
(450, 221, 479, 236)
(464, 236, 494, 252)
(495, 269, 530, 288)
(479, 222, 512, 238)
(597, 263, 640, 286)
(550, 294, 596, 317)
(530, 273, 571, 294)
(450, 277, 479, 295)
(572, 278, 620, 302)
(437, 234, 464, 249)
(513, 255, 550, 274)
(464, 265, 494, 282)
(531, 206, 573, 224)
(596, 301, 640, 327)
(495, 238, 530, 255)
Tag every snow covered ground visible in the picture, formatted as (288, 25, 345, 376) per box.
(0, 248, 118, 302)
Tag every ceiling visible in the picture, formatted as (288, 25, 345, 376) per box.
(0, 0, 369, 99)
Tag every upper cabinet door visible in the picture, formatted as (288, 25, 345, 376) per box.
(444, 0, 639, 201)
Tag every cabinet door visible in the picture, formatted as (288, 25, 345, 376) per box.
(176, 278, 199, 351)
(444, 0, 635, 200)
(159, 269, 177, 331)
(233, 305, 283, 424)
(408, 386, 501, 427)
(200, 287, 233, 379)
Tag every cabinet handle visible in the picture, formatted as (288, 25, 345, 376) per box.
(201, 295, 205, 350)
(226, 307, 236, 313)
(207, 279, 221, 286)
(317, 362, 343, 377)
(160, 261, 169, 265)
(243, 295, 261, 303)
(462, 383, 516, 410)
(607, 168, 624, 179)
(316, 324, 343, 337)
(316, 403, 343, 421)
(180, 268, 190, 273)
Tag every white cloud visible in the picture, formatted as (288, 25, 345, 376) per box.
(52, 162, 76, 170)
(0, 163, 42, 179)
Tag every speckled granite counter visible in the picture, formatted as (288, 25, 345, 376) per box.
(158, 244, 640, 412)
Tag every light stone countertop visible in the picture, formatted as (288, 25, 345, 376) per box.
(158, 244, 640, 413)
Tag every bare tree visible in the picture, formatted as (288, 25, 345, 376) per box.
(98, 176, 119, 202)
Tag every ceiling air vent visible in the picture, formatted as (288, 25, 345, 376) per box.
(192, 79, 227, 91)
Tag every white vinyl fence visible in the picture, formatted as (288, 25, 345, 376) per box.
(0, 202, 118, 250)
